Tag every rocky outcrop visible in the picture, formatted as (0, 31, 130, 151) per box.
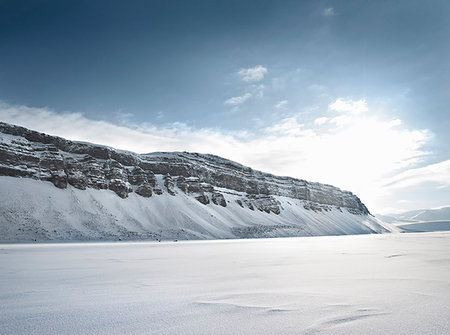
(250, 195, 281, 214)
(163, 174, 176, 195)
(195, 194, 210, 205)
(212, 192, 227, 207)
(0, 122, 370, 215)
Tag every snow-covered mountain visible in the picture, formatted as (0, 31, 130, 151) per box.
(0, 122, 392, 241)
(393, 206, 450, 221)
(375, 206, 450, 233)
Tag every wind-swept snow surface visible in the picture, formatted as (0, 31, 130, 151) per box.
(1, 232, 449, 334)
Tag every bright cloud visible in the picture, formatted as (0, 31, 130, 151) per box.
(0, 99, 441, 213)
(238, 66, 267, 82)
(383, 160, 450, 189)
(329, 115, 353, 126)
(329, 98, 368, 114)
(314, 117, 329, 125)
(224, 93, 252, 106)
(265, 117, 309, 137)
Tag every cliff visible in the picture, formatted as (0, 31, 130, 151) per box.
(0, 122, 389, 241)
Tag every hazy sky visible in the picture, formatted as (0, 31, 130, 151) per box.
(0, 0, 449, 213)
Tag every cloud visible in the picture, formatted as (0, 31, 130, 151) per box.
(238, 66, 267, 82)
(323, 7, 335, 16)
(224, 93, 252, 106)
(0, 101, 241, 155)
(383, 160, 450, 189)
(274, 100, 288, 109)
(265, 117, 310, 137)
(329, 114, 352, 126)
(314, 117, 329, 125)
(0, 99, 438, 213)
(328, 98, 368, 114)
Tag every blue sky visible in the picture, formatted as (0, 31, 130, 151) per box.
(0, 0, 449, 213)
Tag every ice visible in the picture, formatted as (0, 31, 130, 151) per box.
(1, 232, 449, 334)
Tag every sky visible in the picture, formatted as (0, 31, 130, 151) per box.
(0, 0, 449, 214)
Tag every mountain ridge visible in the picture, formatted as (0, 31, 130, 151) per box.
(0, 122, 390, 242)
(0, 122, 368, 213)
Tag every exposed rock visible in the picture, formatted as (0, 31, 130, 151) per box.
(128, 167, 147, 185)
(163, 174, 176, 195)
(135, 183, 153, 197)
(182, 177, 214, 194)
(247, 195, 281, 214)
(231, 224, 298, 238)
(195, 194, 210, 205)
(109, 179, 132, 198)
(147, 173, 157, 187)
(153, 188, 163, 195)
(50, 171, 68, 189)
(176, 176, 188, 193)
(303, 201, 332, 213)
(0, 122, 370, 216)
(65, 158, 87, 190)
(212, 192, 227, 207)
(245, 200, 255, 211)
(82, 156, 107, 190)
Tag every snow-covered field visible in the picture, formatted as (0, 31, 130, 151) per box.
(1, 232, 449, 334)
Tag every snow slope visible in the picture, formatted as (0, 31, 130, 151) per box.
(1, 232, 449, 334)
(0, 176, 391, 241)
(396, 206, 450, 221)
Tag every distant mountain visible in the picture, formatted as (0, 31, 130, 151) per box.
(376, 206, 450, 233)
(395, 206, 450, 221)
(0, 122, 392, 242)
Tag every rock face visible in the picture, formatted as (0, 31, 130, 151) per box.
(0, 122, 370, 214)
(0, 122, 385, 242)
(212, 193, 227, 207)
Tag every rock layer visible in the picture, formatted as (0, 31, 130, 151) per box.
(0, 122, 369, 216)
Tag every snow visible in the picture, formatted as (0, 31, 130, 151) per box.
(378, 206, 450, 222)
(376, 207, 450, 233)
(0, 176, 392, 242)
(0, 232, 449, 334)
(398, 206, 450, 221)
(397, 220, 450, 232)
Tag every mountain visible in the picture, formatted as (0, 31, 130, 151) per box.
(394, 206, 450, 221)
(376, 206, 450, 233)
(0, 122, 392, 242)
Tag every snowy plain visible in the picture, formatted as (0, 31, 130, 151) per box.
(1, 232, 449, 334)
